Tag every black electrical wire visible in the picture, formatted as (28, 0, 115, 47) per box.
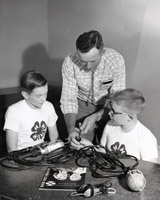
(0, 143, 138, 179)
(10, 145, 77, 166)
(0, 143, 78, 169)
(75, 145, 138, 178)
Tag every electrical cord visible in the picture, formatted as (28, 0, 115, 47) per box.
(0, 142, 138, 178)
(0, 141, 78, 169)
(2, 145, 77, 168)
(75, 145, 138, 178)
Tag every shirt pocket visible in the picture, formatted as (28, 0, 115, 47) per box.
(100, 79, 113, 91)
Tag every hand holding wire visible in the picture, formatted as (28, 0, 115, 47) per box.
(75, 123, 82, 142)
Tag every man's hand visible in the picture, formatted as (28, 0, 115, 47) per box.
(68, 129, 83, 149)
(69, 133, 93, 150)
(80, 113, 98, 134)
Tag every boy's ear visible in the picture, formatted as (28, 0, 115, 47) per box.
(21, 91, 28, 99)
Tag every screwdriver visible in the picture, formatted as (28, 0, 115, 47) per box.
(75, 122, 82, 142)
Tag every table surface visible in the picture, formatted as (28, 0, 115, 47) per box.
(0, 157, 160, 200)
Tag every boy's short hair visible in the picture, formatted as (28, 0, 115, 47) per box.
(20, 70, 47, 93)
(110, 88, 146, 115)
(76, 30, 104, 53)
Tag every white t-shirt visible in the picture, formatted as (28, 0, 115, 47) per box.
(101, 120, 158, 161)
(4, 100, 58, 150)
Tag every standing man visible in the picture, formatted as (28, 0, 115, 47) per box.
(60, 30, 125, 148)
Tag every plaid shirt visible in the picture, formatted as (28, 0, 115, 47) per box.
(60, 48, 126, 114)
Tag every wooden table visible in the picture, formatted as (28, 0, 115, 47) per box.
(0, 156, 160, 200)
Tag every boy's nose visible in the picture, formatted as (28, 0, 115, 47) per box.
(41, 96, 47, 102)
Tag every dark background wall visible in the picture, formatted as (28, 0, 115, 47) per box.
(0, 0, 160, 145)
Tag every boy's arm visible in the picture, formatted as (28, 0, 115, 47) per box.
(6, 129, 18, 152)
(48, 124, 59, 142)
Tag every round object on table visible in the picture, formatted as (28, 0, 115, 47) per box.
(127, 169, 146, 192)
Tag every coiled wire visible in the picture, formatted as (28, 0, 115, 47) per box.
(0, 143, 138, 178)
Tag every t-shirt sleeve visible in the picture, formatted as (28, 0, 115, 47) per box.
(3, 106, 21, 132)
(47, 103, 58, 127)
(140, 131, 158, 161)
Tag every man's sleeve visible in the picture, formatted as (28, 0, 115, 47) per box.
(60, 56, 78, 114)
(111, 54, 126, 92)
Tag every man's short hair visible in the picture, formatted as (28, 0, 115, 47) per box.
(20, 70, 47, 93)
(110, 88, 146, 115)
(76, 30, 104, 53)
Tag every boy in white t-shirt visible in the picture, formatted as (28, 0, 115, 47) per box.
(80, 88, 158, 163)
(3, 70, 59, 152)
